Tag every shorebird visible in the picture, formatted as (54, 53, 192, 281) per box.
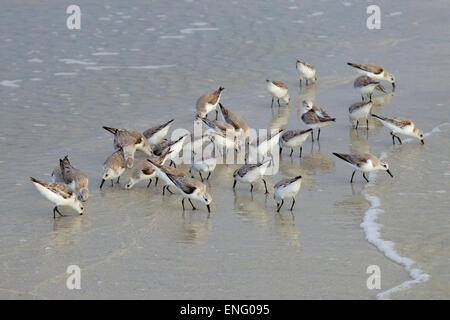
(349, 101, 373, 130)
(189, 154, 217, 181)
(30, 177, 84, 218)
(196, 86, 224, 119)
(103, 126, 152, 168)
(51, 164, 65, 184)
(152, 134, 188, 167)
(147, 158, 188, 195)
(248, 129, 284, 162)
(100, 148, 126, 188)
(59, 156, 89, 201)
(301, 100, 336, 141)
(164, 173, 212, 213)
(353, 75, 387, 101)
(372, 114, 424, 144)
(279, 129, 313, 157)
(233, 159, 271, 193)
(124, 150, 171, 189)
(199, 117, 240, 153)
(296, 60, 316, 86)
(143, 119, 174, 146)
(332, 152, 394, 183)
(274, 176, 302, 212)
(266, 80, 290, 107)
(218, 103, 250, 143)
(347, 62, 395, 88)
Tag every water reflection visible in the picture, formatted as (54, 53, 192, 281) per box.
(300, 144, 335, 176)
(273, 212, 301, 248)
(269, 105, 289, 132)
(177, 214, 211, 244)
(233, 192, 270, 228)
(349, 128, 370, 154)
(50, 215, 86, 247)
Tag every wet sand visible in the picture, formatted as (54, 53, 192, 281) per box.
(0, 0, 449, 299)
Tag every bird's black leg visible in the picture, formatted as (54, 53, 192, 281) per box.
(215, 110, 218, 120)
(290, 198, 296, 211)
(350, 170, 356, 183)
(290, 148, 293, 157)
(188, 199, 196, 210)
(53, 206, 64, 219)
(147, 179, 152, 188)
(250, 184, 253, 193)
(117, 177, 120, 184)
(299, 79, 302, 87)
(299, 146, 302, 158)
(233, 180, 237, 189)
(271, 97, 274, 107)
(366, 119, 369, 130)
(206, 172, 211, 180)
(277, 99, 281, 107)
(199, 172, 203, 182)
(391, 132, 396, 145)
(162, 185, 166, 195)
(363, 173, 369, 183)
(279, 146, 282, 155)
(355, 120, 359, 130)
(99, 179, 105, 189)
(262, 179, 269, 194)
(155, 177, 158, 187)
(166, 186, 174, 194)
(277, 200, 284, 212)
(361, 95, 364, 101)
(397, 136, 402, 145)
(311, 131, 314, 142)
(111, 180, 114, 187)
(182, 198, 185, 211)
(317, 128, 321, 140)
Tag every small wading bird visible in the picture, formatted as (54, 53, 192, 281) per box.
(279, 129, 313, 157)
(30, 177, 85, 218)
(347, 62, 395, 88)
(332, 152, 394, 183)
(296, 60, 316, 86)
(100, 148, 126, 188)
(353, 75, 387, 101)
(196, 87, 225, 120)
(371, 114, 424, 145)
(266, 80, 290, 107)
(233, 159, 271, 193)
(301, 100, 335, 141)
(348, 101, 373, 130)
(274, 176, 302, 212)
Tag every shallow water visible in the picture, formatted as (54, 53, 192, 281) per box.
(0, 0, 449, 299)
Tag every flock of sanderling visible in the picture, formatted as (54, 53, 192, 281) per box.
(30, 60, 426, 218)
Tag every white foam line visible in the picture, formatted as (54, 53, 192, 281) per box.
(361, 122, 448, 300)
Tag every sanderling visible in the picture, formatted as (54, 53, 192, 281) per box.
(267, 80, 290, 107)
(371, 114, 424, 144)
(349, 101, 373, 130)
(59, 156, 89, 201)
(152, 134, 188, 167)
(218, 103, 250, 141)
(347, 62, 395, 88)
(199, 116, 236, 137)
(196, 86, 224, 119)
(274, 175, 302, 212)
(125, 150, 171, 189)
(143, 119, 174, 146)
(233, 159, 271, 193)
(332, 152, 394, 183)
(30, 177, 84, 218)
(296, 60, 316, 86)
(51, 163, 65, 183)
(189, 153, 217, 181)
(103, 126, 152, 168)
(279, 129, 313, 157)
(147, 158, 188, 195)
(165, 173, 212, 213)
(354, 75, 387, 101)
(100, 148, 126, 188)
(301, 100, 336, 141)
(199, 116, 240, 153)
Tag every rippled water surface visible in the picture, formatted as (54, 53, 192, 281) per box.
(0, 0, 449, 299)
